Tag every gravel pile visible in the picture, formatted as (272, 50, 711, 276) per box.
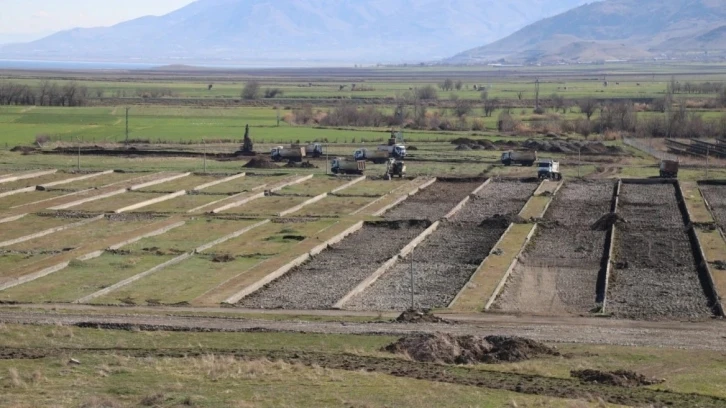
(699, 184, 726, 231)
(607, 183, 713, 320)
(384, 180, 483, 221)
(239, 221, 428, 310)
(347, 181, 535, 311)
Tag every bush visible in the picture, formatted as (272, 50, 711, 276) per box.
(471, 118, 486, 131)
(242, 81, 261, 100)
(415, 85, 438, 100)
(263, 88, 283, 98)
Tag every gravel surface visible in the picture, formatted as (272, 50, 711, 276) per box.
(494, 181, 614, 315)
(608, 183, 714, 320)
(384, 180, 483, 221)
(348, 181, 535, 311)
(700, 184, 726, 231)
(239, 221, 428, 310)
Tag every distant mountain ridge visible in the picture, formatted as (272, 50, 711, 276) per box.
(448, 0, 726, 64)
(0, 0, 589, 64)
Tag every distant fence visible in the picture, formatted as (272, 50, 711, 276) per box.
(623, 137, 676, 161)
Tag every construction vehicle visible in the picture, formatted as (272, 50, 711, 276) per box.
(537, 159, 562, 180)
(236, 124, 256, 156)
(271, 146, 306, 162)
(377, 137, 407, 159)
(354, 148, 391, 164)
(385, 158, 406, 179)
(292, 143, 323, 158)
(501, 150, 537, 166)
(659, 159, 679, 178)
(331, 157, 366, 175)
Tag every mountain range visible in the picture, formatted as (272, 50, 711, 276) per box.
(0, 0, 589, 64)
(449, 0, 726, 63)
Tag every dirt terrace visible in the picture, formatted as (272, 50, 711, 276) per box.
(608, 183, 713, 320)
(239, 221, 429, 310)
(347, 180, 537, 311)
(700, 184, 726, 231)
(383, 179, 483, 221)
(493, 181, 615, 316)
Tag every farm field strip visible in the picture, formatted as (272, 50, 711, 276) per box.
(198, 219, 363, 306)
(46, 171, 144, 191)
(383, 179, 484, 221)
(196, 174, 285, 195)
(0, 190, 70, 211)
(37, 170, 113, 189)
(92, 218, 331, 305)
(219, 195, 309, 216)
(681, 182, 715, 224)
(0, 253, 177, 304)
(333, 179, 402, 197)
(0, 172, 79, 195)
(349, 180, 537, 311)
(276, 176, 354, 197)
(492, 181, 615, 316)
(0, 169, 57, 184)
(136, 194, 232, 213)
(448, 181, 552, 312)
(0, 216, 181, 291)
(239, 221, 429, 310)
(607, 182, 714, 320)
(136, 174, 231, 193)
(700, 183, 726, 233)
(518, 180, 564, 219)
(206, 175, 312, 214)
(72, 192, 168, 213)
(292, 196, 379, 217)
(122, 218, 262, 254)
(0, 214, 81, 242)
(0, 215, 102, 248)
(352, 177, 434, 216)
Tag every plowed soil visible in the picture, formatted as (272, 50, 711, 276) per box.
(493, 181, 614, 315)
(348, 180, 536, 311)
(608, 183, 713, 320)
(239, 221, 429, 309)
(700, 184, 726, 231)
(384, 180, 483, 221)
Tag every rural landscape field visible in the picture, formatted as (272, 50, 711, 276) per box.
(2, 0, 726, 407)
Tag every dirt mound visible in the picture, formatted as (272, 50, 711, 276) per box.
(212, 254, 235, 263)
(395, 309, 450, 324)
(571, 369, 664, 387)
(244, 157, 279, 169)
(455, 144, 472, 151)
(384, 333, 559, 365)
(479, 213, 526, 228)
(10, 146, 39, 154)
(591, 213, 627, 231)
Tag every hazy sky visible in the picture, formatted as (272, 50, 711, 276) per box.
(0, 0, 195, 34)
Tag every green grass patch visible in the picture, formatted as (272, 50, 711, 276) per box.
(0, 254, 175, 303)
(0, 215, 76, 242)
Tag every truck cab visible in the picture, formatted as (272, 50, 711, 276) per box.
(537, 160, 562, 180)
(270, 146, 285, 160)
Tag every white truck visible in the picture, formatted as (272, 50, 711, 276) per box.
(537, 160, 562, 180)
(354, 148, 391, 164)
(331, 157, 366, 175)
(271, 146, 306, 162)
(377, 143, 407, 159)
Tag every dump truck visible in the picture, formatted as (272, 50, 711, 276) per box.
(271, 146, 306, 162)
(537, 160, 562, 180)
(659, 159, 679, 178)
(331, 157, 366, 175)
(354, 148, 391, 164)
(501, 151, 537, 166)
(385, 158, 406, 179)
(292, 143, 323, 158)
(377, 138, 407, 159)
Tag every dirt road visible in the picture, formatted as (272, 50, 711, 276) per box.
(1, 308, 724, 351)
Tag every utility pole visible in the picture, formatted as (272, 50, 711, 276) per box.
(325, 143, 329, 175)
(77, 137, 81, 171)
(578, 147, 581, 178)
(410, 248, 415, 310)
(706, 146, 710, 180)
(534, 78, 540, 111)
(276, 108, 281, 127)
(203, 138, 207, 174)
(125, 107, 130, 145)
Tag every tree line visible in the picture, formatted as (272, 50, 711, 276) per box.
(0, 81, 89, 106)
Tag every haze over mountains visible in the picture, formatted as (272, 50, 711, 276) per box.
(449, 0, 726, 64)
(0, 0, 589, 64)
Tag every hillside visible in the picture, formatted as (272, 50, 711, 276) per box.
(448, 0, 726, 64)
(0, 0, 589, 64)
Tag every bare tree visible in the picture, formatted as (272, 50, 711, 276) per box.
(577, 98, 598, 120)
(480, 89, 489, 101)
(440, 78, 454, 91)
(483, 97, 499, 117)
(454, 80, 463, 91)
(550, 93, 565, 113)
(242, 80, 261, 100)
(517, 91, 524, 100)
(415, 85, 438, 100)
